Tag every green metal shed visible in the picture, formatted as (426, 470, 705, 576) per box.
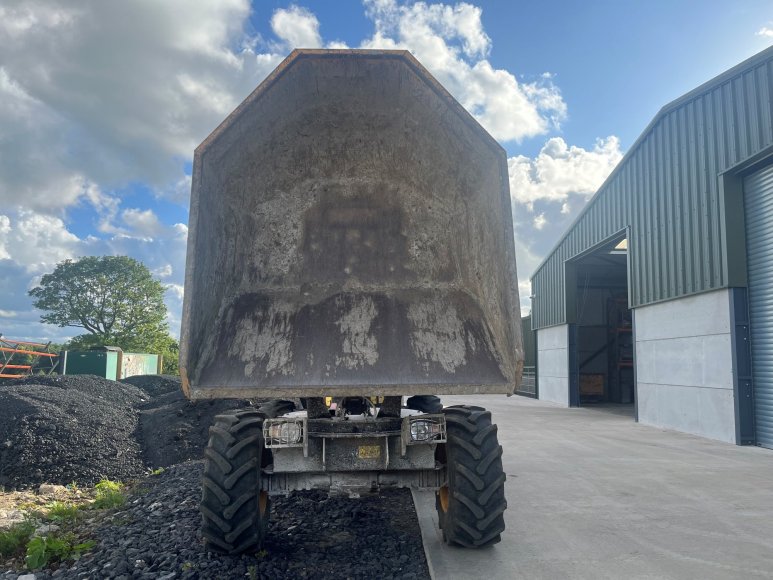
(62, 346, 162, 380)
(529, 45, 773, 448)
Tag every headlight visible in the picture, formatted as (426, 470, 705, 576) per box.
(401, 414, 446, 455)
(409, 419, 444, 442)
(264, 419, 304, 446)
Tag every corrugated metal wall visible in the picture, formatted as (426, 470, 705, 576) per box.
(532, 48, 773, 329)
(744, 164, 773, 448)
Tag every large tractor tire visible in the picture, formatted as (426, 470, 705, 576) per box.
(436, 405, 507, 547)
(257, 399, 296, 418)
(201, 410, 269, 554)
(405, 395, 443, 414)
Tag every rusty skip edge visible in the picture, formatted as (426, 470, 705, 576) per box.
(180, 377, 514, 400)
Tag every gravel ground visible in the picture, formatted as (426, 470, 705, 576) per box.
(0, 375, 431, 579)
(0, 376, 148, 490)
(0, 462, 430, 580)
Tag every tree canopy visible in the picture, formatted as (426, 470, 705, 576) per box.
(29, 256, 177, 368)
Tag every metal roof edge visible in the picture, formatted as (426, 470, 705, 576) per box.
(531, 44, 773, 281)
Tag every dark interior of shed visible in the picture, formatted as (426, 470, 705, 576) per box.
(573, 237, 634, 410)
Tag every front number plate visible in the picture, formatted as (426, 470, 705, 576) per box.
(358, 445, 381, 459)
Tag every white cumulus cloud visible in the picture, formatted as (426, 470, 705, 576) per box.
(511, 227, 543, 315)
(0, 0, 283, 211)
(0, 0, 572, 214)
(153, 264, 174, 278)
(361, 0, 566, 143)
(0, 210, 80, 273)
(166, 284, 185, 301)
(121, 208, 164, 239)
(271, 5, 323, 48)
(508, 136, 623, 209)
(0, 215, 10, 260)
(757, 26, 773, 37)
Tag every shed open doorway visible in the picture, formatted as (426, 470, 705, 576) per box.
(570, 234, 634, 417)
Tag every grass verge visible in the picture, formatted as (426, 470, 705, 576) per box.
(0, 478, 128, 571)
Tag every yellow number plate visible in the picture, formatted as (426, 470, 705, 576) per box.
(358, 445, 381, 459)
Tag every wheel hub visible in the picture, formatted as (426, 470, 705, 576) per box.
(439, 485, 450, 513)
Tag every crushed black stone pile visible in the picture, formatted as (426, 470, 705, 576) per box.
(0, 375, 148, 490)
(0, 374, 254, 489)
(119, 374, 181, 398)
(0, 462, 429, 580)
(136, 386, 257, 469)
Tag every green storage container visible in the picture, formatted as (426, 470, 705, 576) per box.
(62, 346, 122, 380)
(62, 346, 162, 380)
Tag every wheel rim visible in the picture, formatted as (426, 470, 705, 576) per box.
(259, 490, 269, 517)
(439, 485, 450, 513)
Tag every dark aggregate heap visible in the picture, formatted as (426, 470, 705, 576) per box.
(0, 375, 431, 580)
(0, 375, 259, 488)
(120, 375, 181, 398)
(0, 375, 149, 490)
(0, 462, 430, 580)
(137, 387, 257, 469)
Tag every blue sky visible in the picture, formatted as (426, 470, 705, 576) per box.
(0, 0, 771, 344)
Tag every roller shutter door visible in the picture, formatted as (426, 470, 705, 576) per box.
(744, 163, 773, 448)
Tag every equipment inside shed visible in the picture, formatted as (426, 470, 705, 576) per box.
(571, 236, 634, 411)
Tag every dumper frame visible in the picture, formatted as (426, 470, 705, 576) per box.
(182, 49, 523, 554)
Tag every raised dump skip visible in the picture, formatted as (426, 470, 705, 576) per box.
(180, 49, 523, 399)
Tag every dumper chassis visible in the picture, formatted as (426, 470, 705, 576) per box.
(180, 49, 524, 555)
(200, 397, 507, 553)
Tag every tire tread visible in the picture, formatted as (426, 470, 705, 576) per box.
(201, 409, 267, 554)
(437, 405, 507, 548)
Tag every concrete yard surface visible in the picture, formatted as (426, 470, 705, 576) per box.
(414, 394, 773, 580)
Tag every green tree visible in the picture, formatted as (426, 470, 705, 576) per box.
(160, 337, 180, 375)
(29, 256, 175, 362)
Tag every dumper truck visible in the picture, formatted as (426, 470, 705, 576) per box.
(180, 49, 524, 554)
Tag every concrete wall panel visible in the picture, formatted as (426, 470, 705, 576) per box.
(538, 377, 570, 406)
(539, 348, 568, 377)
(701, 334, 734, 389)
(635, 290, 732, 341)
(635, 290, 736, 443)
(537, 325, 569, 405)
(538, 324, 570, 351)
(698, 388, 736, 444)
(637, 383, 735, 444)
(635, 340, 656, 384)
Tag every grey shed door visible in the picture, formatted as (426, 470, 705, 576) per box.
(744, 163, 773, 449)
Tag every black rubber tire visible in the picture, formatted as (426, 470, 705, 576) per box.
(405, 395, 443, 414)
(201, 410, 269, 554)
(258, 399, 296, 418)
(436, 405, 507, 547)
